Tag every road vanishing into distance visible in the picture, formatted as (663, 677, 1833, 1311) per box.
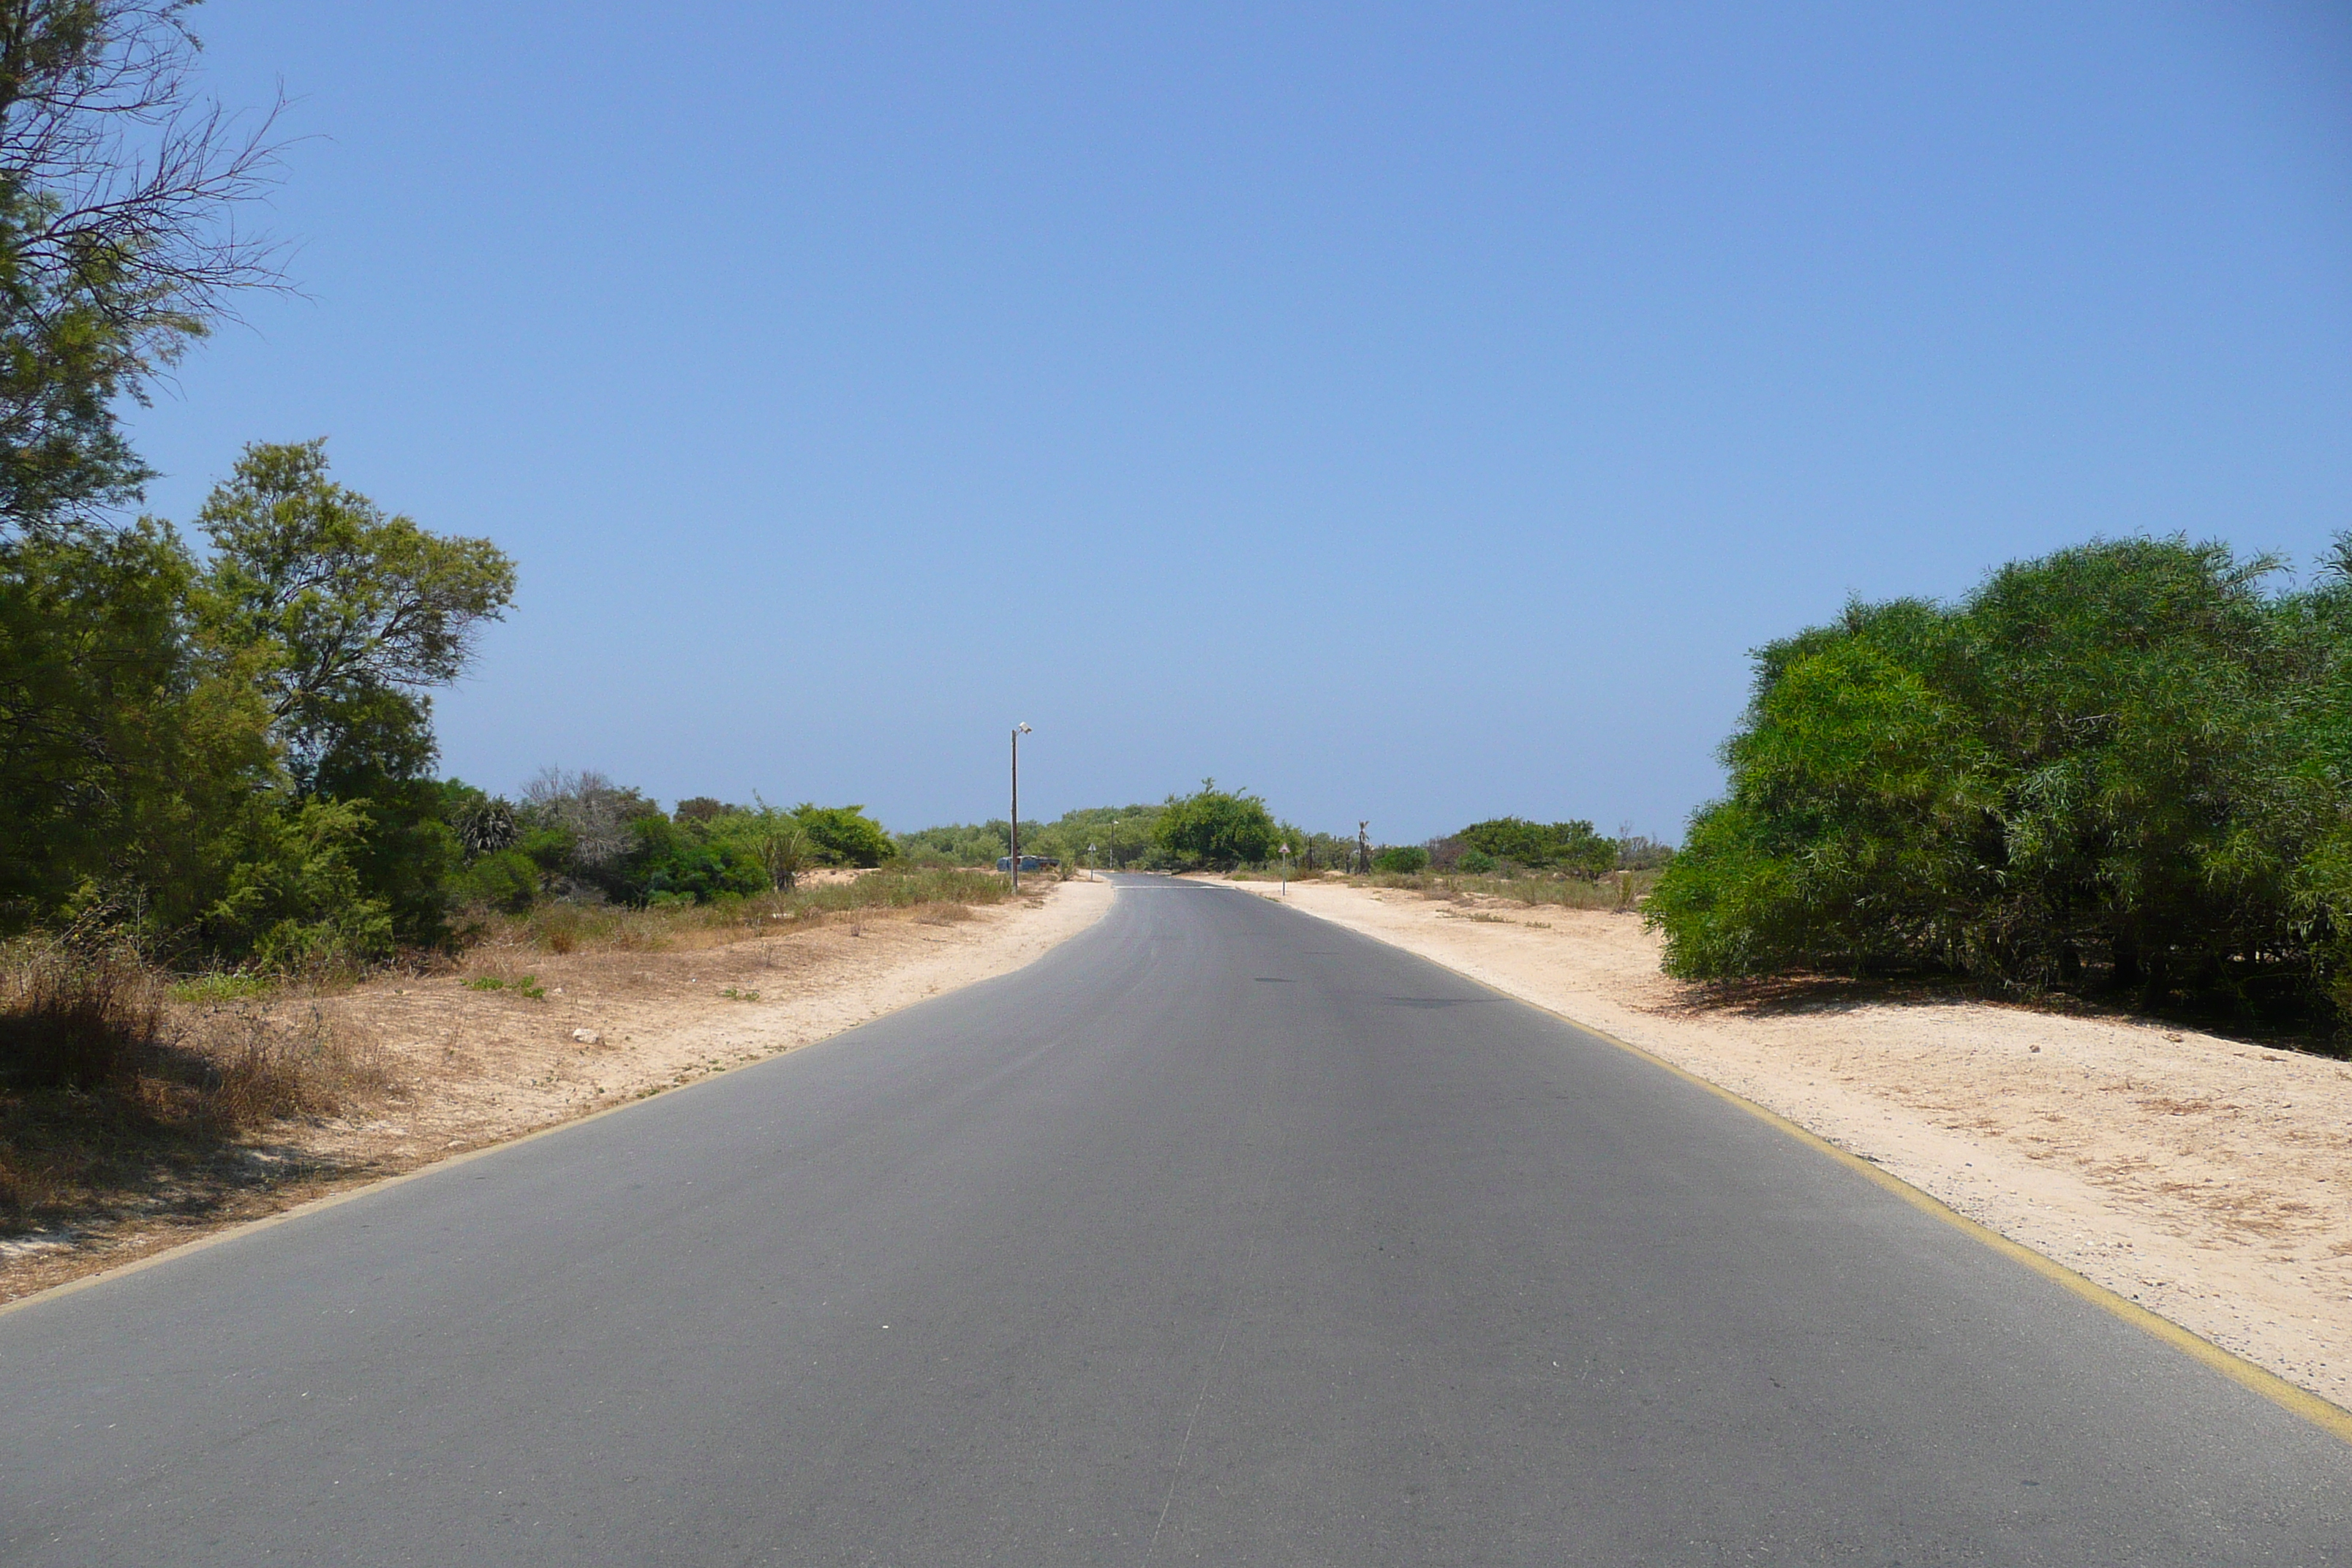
(2, 875, 2345, 1564)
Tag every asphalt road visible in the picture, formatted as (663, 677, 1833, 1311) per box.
(2, 876, 2345, 1565)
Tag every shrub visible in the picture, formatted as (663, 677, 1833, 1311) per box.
(1153, 782, 1278, 870)
(0, 937, 164, 1088)
(1373, 845, 1431, 873)
(621, 815, 769, 905)
(1649, 535, 2352, 1025)
(1457, 818, 1616, 877)
(709, 804, 812, 889)
(201, 799, 397, 973)
(452, 848, 540, 914)
(1616, 834, 1676, 872)
(1458, 848, 1497, 874)
(791, 804, 898, 867)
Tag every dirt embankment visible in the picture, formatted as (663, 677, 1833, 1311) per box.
(1, 878, 1114, 1303)
(1229, 876, 2352, 1413)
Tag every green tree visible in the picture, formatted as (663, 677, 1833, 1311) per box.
(1152, 781, 1278, 870)
(1649, 536, 2352, 1025)
(0, 1, 286, 540)
(723, 802, 811, 891)
(191, 441, 515, 947)
(0, 518, 273, 928)
(195, 440, 516, 797)
(791, 803, 897, 867)
(0, 1, 303, 954)
(618, 813, 767, 905)
(197, 796, 395, 970)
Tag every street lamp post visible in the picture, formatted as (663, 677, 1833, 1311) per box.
(1010, 723, 1032, 891)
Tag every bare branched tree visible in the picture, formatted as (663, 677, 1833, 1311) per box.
(0, 1, 290, 535)
(522, 769, 652, 871)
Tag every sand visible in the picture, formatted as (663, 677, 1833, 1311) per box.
(1226, 876, 2352, 1412)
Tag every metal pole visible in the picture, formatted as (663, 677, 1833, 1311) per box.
(1010, 728, 1020, 892)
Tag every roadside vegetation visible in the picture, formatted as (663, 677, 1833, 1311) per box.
(0, 862, 1019, 1238)
(0, 11, 1046, 1245)
(1648, 537, 2352, 1041)
(900, 789, 1677, 885)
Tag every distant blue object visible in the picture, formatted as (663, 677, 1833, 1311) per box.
(995, 856, 1057, 873)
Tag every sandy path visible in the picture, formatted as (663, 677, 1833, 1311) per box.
(1228, 877, 2352, 1412)
(1, 879, 1115, 1300)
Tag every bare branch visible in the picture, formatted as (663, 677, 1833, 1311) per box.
(0, 1, 295, 535)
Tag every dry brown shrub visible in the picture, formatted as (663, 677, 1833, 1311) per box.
(0, 938, 167, 1089)
(914, 902, 973, 926)
(1, 941, 402, 1238)
(182, 1002, 396, 1127)
(1, 935, 396, 1129)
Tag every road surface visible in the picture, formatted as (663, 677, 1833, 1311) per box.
(1, 875, 2344, 1564)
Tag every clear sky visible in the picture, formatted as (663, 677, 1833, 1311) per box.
(124, 2, 2352, 843)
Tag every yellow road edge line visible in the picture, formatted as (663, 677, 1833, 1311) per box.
(1251, 888, 2352, 1447)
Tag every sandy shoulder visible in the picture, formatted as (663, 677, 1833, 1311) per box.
(1228, 877, 2352, 1412)
(1, 878, 1115, 1302)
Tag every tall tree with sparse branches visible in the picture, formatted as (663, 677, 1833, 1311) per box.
(0, 0, 285, 538)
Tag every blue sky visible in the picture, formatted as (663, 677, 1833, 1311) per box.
(127, 3, 2352, 843)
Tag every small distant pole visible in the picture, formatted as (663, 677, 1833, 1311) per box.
(1357, 821, 1371, 875)
(1278, 841, 1291, 897)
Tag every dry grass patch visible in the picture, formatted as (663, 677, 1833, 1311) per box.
(0, 936, 398, 1257)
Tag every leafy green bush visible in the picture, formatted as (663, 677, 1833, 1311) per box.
(1153, 783, 1278, 870)
(1457, 818, 1616, 877)
(1373, 845, 1431, 873)
(452, 848, 540, 914)
(791, 804, 897, 867)
(620, 815, 769, 905)
(199, 799, 397, 973)
(1649, 535, 2352, 1027)
(709, 804, 813, 889)
(1457, 848, 1497, 874)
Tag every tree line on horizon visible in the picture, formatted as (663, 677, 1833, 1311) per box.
(894, 788, 1674, 878)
